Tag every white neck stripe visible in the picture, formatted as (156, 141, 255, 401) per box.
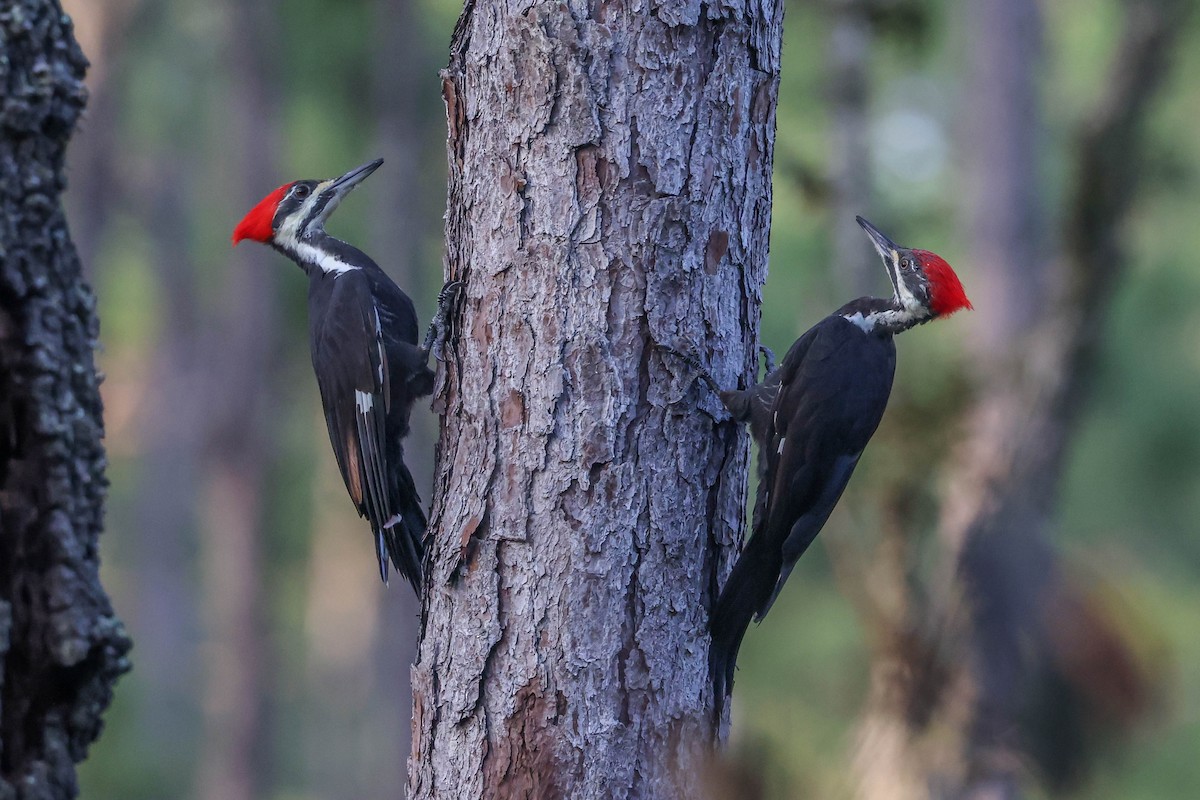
(843, 306, 926, 334)
(293, 241, 357, 275)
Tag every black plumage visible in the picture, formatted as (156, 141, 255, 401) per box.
(234, 160, 436, 590)
(305, 248, 432, 589)
(707, 217, 972, 708)
(710, 311, 895, 703)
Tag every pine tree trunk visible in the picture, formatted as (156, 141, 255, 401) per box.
(410, 0, 782, 795)
(0, 2, 131, 796)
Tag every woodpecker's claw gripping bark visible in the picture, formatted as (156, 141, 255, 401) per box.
(659, 341, 722, 393)
(423, 280, 464, 362)
(659, 341, 777, 395)
(759, 344, 776, 376)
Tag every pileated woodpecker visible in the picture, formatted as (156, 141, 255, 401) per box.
(233, 159, 442, 591)
(708, 216, 971, 706)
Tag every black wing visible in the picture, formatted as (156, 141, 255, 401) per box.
(368, 266, 421, 346)
(311, 272, 417, 585)
(759, 315, 895, 610)
(710, 315, 895, 703)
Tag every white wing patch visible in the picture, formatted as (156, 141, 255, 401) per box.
(353, 387, 390, 532)
(374, 306, 385, 385)
(372, 305, 390, 411)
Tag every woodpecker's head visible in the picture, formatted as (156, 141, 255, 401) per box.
(856, 215, 972, 320)
(232, 159, 383, 249)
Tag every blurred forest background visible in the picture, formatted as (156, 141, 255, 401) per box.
(59, 0, 1199, 797)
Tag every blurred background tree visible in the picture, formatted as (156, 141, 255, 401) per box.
(63, 0, 1200, 797)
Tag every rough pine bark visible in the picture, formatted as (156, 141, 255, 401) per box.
(0, 2, 131, 797)
(411, 0, 782, 796)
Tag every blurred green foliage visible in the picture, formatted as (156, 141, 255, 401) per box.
(66, 0, 1200, 796)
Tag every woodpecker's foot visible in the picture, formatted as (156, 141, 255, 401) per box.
(759, 344, 776, 377)
(658, 341, 722, 393)
(437, 279, 464, 307)
(423, 280, 464, 361)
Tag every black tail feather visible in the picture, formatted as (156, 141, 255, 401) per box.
(709, 539, 778, 714)
(379, 461, 427, 592)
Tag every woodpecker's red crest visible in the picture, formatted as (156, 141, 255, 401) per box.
(852, 216, 972, 331)
(232, 183, 293, 245)
(232, 160, 383, 258)
(912, 249, 972, 317)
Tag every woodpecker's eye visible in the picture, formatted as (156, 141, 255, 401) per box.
(294, 185, 311, 199)
(900, 257, 912, 271)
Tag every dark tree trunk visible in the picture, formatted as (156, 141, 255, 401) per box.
(961, 0, 1046, 355)
(0, 2, 131, 797)
(819, 6, 931, 796)
(819, 2, 1185, 797)
(411, 0, 783, 795)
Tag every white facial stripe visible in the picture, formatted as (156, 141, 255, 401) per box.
(274, 178, 339, 245)
(305, 178, 342, 229)
(844, 311, 871, 332)
(888, 250, 923, 311)
(275, 189, 322, 245)
(273, 184, 358, 276)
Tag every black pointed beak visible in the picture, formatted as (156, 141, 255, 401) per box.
(856, 216, 900, 262)
(309, 159, 383, 230)
(329, 158, 383, 195)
